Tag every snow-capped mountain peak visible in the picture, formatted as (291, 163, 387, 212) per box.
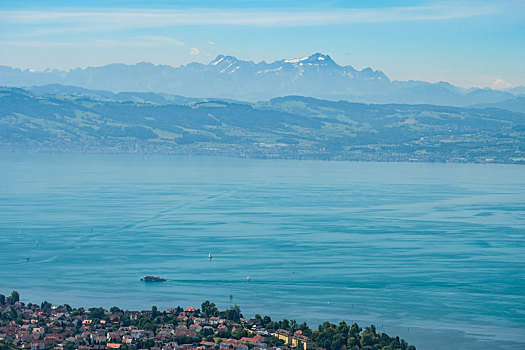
(0, 53, 400, 101)
(210, 54, 239, 66)
(203, 53, 389, 84)
(282, 53, 335, 66)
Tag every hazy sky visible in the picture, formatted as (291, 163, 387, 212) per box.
(1, 0, 524, 88)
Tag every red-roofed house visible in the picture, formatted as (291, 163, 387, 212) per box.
(200, 341, 217, 348)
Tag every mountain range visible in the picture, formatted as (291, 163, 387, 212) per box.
(1, 53, 524, 108)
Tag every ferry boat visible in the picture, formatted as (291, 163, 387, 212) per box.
(140, 275, 167, 282)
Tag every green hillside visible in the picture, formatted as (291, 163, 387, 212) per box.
(1, 88, 523, 163)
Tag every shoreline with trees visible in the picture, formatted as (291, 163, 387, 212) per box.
(0, 291, 415, 350)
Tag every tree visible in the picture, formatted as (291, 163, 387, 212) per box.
(349, 323, 361, 338)
(120, 315, 131, 327)
(41, 301, 52, 310)
(347, 323, 362, 349)
(299, 322, 312, 338)
(360, 326, 378, 348)
(200, 327, 214, 338)
(331, 333, 346, 350)
(15, 313, 24, 325)
(152, 306, 158, 319)
(110, 306, 121, 314)
(89, 307, 105, 319)
(220, 306, 243, 323)
(290, 319, 298, 333)
(63, 342, 76, 350)
(232, 328, 249, 339)
(201, 300, 219, 317)
(7, 291, 19, 305)
(0, 294, 4, 305)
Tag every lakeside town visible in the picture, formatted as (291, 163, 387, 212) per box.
(0, 291, 415, 350)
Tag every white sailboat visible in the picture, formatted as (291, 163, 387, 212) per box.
(208, 251, 213, 260)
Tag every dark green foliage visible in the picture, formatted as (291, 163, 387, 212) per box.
(199, 327, 214, 337)
(63, 342, 76, 350)
(201, 300, 219, 317)
(254, 314, 298, 332)
(15, 313, 24, 325)
(220, 306, 243, 323)
(266, 336, 285, 347)
(7, 291, 19, 305)
(216, 330, 232, 339)
(0, 340, 19, 350)
(110, 306, 121, 313)
(299, 322, 312, 338)
(88, 307, 105, 319)
(231, 328, 249, 339)
(41, 301, 52, 311)
(310, 321, 414, 350)
(120, 314, 131, 327)
(135, 339, 155, 348)
(151, 305, 158, 319)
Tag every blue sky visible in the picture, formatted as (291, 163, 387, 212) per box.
(0, 0, 524, 88)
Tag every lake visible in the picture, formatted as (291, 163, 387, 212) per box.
(0, 153, 524, 349)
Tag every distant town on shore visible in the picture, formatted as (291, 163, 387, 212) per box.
(1, 86, 523, 164)
(0, 291, 415, 350)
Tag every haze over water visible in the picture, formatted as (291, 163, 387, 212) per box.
(0, 153, 524, 350)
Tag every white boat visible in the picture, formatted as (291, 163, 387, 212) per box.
(246, 275, 251, 282)
(208, 251, 213, 260)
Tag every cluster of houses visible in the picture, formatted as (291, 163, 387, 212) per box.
(0, 301, 314, 350)
(275, 330, 311, 350)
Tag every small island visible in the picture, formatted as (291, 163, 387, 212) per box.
(0, 291, 415, 350)
(140, 276, 168, 282)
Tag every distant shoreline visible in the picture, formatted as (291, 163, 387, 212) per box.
(1, 88, 523, 165)
(0, 149, 523, 166)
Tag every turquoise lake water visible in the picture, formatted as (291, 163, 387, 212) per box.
(0, 153, 524, 349)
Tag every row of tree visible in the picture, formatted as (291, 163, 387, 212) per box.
(202, 302, 416, 350)
(0, 291, 19, 306)
(252, 313, 415, 350)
